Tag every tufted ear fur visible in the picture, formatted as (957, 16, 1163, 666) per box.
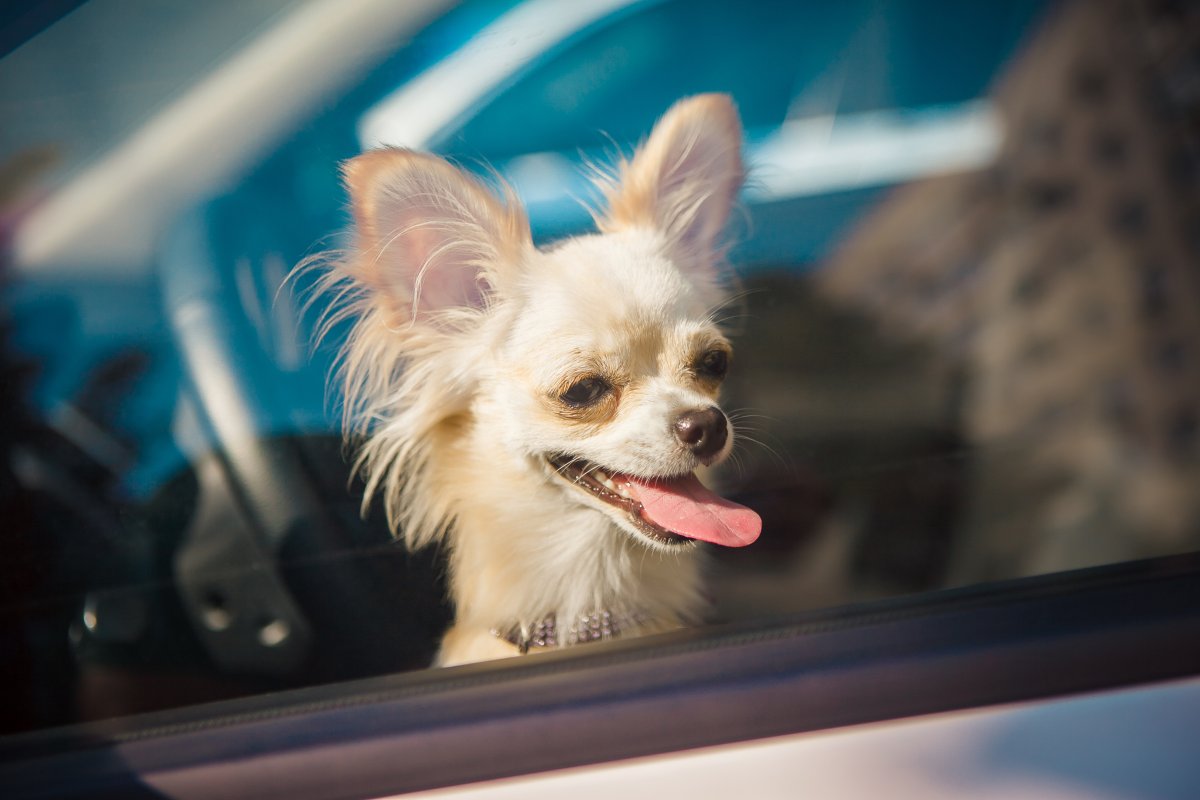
(600, 94, 744, 268)
(341, 148, 532, 322)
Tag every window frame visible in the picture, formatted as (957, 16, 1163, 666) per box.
(3, 551, 1199, 798)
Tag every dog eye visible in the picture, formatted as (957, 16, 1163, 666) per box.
(696, 349, 729, 379)
(561, 376, 610, 407)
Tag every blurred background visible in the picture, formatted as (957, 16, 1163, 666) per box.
(1, 0, 1198, 734)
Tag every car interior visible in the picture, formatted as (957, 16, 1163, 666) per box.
(2, 0, 1199, 796)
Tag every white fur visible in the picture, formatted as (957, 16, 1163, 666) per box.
(324, 95, 746, 665)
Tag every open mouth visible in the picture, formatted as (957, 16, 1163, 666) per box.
(548, 455, 690, 546)
(546, 455, 761, 549)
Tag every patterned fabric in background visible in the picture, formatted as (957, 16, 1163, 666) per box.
(817, 0, 1200, 582)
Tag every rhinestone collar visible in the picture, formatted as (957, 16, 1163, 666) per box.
(492, 610, 647, 654)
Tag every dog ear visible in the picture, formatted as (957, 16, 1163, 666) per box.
(342, 149, 531, 321)
(601, 94, 744, 265)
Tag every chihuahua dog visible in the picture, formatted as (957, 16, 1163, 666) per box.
(326, 94, 760, 665)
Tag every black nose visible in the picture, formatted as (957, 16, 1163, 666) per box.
(674, 406, 728, 463)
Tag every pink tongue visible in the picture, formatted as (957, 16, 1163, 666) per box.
(617, 473, 761, 547)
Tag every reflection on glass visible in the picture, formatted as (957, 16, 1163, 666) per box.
(1, 0, 1197, 735)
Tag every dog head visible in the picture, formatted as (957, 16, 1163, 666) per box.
(336, 94, 760, 552)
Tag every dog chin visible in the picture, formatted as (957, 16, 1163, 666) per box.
(542, 455, 700, 551)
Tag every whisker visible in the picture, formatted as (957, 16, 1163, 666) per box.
(722, 450, 748, 481)
(735, 431, 795, 475)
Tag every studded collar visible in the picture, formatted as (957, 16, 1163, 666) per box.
(491, 610, 648, 654)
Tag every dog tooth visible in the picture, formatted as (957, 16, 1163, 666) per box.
(595, 471, 618, 491)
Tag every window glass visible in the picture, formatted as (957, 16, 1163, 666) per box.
(2, 0, 1198, 739)
(0, 0, 309, 193)
(445, 0, 1041, 158)
(448, 0, 804, 157)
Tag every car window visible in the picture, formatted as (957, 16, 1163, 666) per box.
(443, 0, 1043, 159)
(2, 0, 1199, 745)
(0, 0, 310, 194)
(448, 0, 802, 158)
